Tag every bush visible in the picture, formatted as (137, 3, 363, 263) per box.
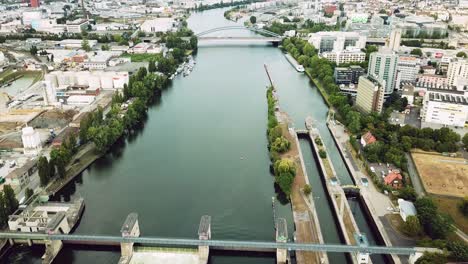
(319, 149, 327, 158)
(303, 184, 312, 196)
(271, 136, 290, 153)
(447, 240, 468, 261)
(398, 187, 417, 201)
(401, 215, 422, 237)
(314, 137, 322, 146)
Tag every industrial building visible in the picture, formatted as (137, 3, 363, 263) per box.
(140, 18, 177, 33)
(355, 76, 385, 114)
(21, 127, 42, 155)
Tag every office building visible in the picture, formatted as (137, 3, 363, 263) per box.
(421, 90, 468, 127)
(356, 76, 385, 114)
(334, 66, 365, 85)
(395, 56, 421, 90)
(308, 31, 366, 53)
(322, 47, 366, 64)
(388, 28, 402, 51)
(368, 49, 399, 95)
(447, 59, 468, 88)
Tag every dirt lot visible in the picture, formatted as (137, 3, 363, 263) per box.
(411, 150, 467, 198)
(29, 109, 76, 129)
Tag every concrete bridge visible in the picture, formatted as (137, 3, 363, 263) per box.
(196, 26, 283, 44)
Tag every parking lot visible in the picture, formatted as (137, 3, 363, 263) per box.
(389, 107, 421, 129)
(368, 162, 397, 183)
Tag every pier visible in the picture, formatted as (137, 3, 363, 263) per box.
(299, 117, 369, 264)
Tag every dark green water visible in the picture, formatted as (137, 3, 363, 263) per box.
(2, 8, 385, 264)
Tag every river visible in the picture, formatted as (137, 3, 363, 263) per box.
(3, 8, 384, 264)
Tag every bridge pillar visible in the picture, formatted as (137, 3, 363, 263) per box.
(43, 240, 63, 264)
(27, 239, 32, 246)
(8, 238, 13, 246)
(276, 218, 288, 264)
(119, 213, 140, 264)
(198, 215, 211, 264)
(354, 233, 370, 264)
(408, 252, 423, 264)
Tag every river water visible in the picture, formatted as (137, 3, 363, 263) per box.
(2, 8, 385, 264)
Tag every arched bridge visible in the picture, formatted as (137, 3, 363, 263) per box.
(195, 26, 283, 43)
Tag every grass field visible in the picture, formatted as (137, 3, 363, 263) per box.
(411, 150, 467, 198)
(432, 196, 468, 234)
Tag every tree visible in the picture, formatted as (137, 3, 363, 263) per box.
(303, 184, 312, 196)
(271, 136, 290, 153)
(250, 16, 257, 24)
(273, 159, 296, 196)
(459, 196, 468, 216)
(456, 51, 467, 58)
(81, 38, 91, 52)
(3, 185, 18, 215)
(30, 45, 38, 55)
(410, 48, 423, 57)
(447, 240, 468, 261)
(398, 187, 417, 201)
(189, 36, 198, 50)
(415, 252, 447, 264)
(0, 192, 7, 226)
(38, 156, 50, 186)
(463, 133, 468, 149)
(148, 60, 156, 73)
(319, 149, 327, 158)
(25, 188, 34, 201)
(101, 44, 110, 51)
(401, 215, 422, 237)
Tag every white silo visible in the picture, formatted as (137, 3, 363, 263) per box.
(88, 74, 101, 89)
(100, 73, 114, 89)
(44, 73, 58, 89)
(76, 71, 89, 86)
(21, 127, 42, 155)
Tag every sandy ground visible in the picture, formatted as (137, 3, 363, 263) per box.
(411, 150, 467, 198)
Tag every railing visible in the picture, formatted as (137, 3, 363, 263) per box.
(195, 26, 282, 38)
(0, 232, 421, 255)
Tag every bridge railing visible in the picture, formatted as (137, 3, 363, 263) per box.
(0, 232, 425, 255)
(195, 26, 282, 38)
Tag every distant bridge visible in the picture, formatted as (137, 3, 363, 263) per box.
(196, 26, 282, 43)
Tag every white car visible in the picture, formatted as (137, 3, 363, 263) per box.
(370, 166, 375, 173)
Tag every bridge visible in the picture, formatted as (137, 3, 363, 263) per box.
(0, 231, 430, 255)
(196, 26, 283, 44)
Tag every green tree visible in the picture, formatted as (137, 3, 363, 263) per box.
(459, 196, 468, 216)
(189, 36, 198, 50)
(0, 192, 7, 226)
(401, 215, 422, 237)
(273, 158, 296, 196)
(319, 149, 327, 158)
(303, 184, 312, 196)
(25, 188, 34, 201)
(415, 252, 447, 264)
(38, 156, 50, 186)
(398, 187, 417, 201)
(82, 38, 91, 52)
(447, 240, 468, 261)
(456, 51, 467, 58)
(30, 45, 38, 55)
(3, 185, 18, 215)
(101, 44, 110, 51)
(410, 48, 423, 56)
(148, 60, 156, 73)
(463, 133, 468, 149)
(250, 16, 257, 24)
(271, 136, 290, 153)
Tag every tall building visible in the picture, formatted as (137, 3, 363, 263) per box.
(334, 66, 366, 85)
(22, 127, 42, 155)
(368, 49, 399, 95)
(447, 59, 468, 88)
(356, 76, 385, 114)
(30, 0, 40, 8)
(388, 28, 402, 51)
(395, 56, 421, 90)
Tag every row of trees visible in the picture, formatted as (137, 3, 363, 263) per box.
(0, 185, 19, 227)
(266, 87, 295, 196)
(38, 134, 77, 186)
(263, 20, 339, 36)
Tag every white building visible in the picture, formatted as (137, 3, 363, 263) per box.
(0, 51, 5, 66)
(45, 71, 129, 90)
(21, 127, 41, 155)
(140, 18, 176, 33)
(396, 56, 421, 90)
(66, 19, 89, 33)
(308, 31, 367, 53)
(447, 59, 468, 88)
(58, 39, 97, 49)
(398, 199, 417, 222)
(368, 48, 399, 95)
(421, 90, 468, 127)
(322, 47, 366, 64)
(388, 28, 402, 52)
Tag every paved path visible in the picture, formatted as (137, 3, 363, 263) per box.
(404, 153, 425, 197)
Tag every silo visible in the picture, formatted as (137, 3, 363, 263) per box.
(44, 74, 58, 88)
(100, 73, 114, 89)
